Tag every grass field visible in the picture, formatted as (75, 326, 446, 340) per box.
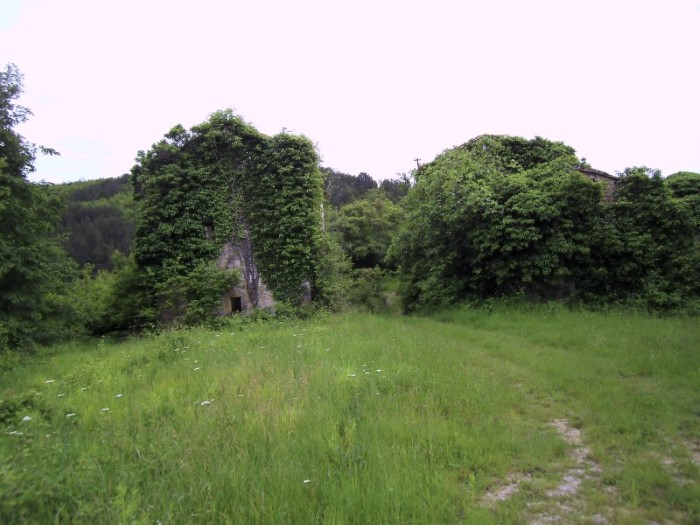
(1, 306, 699, 524)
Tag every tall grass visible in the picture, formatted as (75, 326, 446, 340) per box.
(1, 308, 698, 523)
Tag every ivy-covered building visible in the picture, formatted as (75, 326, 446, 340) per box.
(130, 110, 324, 325)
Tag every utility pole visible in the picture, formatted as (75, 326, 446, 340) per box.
(414, 158, 421, 169)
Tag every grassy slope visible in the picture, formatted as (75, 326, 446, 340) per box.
(1, 308, 698, 524)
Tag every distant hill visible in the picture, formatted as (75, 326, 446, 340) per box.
(52, 174, 135, 271)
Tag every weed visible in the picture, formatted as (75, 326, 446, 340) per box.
(0, 308, 698, 523)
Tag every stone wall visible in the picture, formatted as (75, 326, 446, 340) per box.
(576, 168, 619, 202)
(217, 241, 274, 313)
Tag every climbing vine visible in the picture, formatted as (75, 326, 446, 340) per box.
(130, 110, 323, 324)
(244, 133, 323, 303)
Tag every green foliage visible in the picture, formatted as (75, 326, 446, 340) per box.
(391, 136, 700, 312)
(331, 191, 402, 269)
(245, 133, 324, 304)
(60, 203, 134, 270)
(131, 110, 324, 324)
(64, 174, 132, 203)
(460, 134, 578, 174)
(312, 233, 353, 312)
(322, 168, 378, 207)
(56, 253, 147, 336)
(50, 174, 135, 271)
(0, 64, 43, 179)
(666, 171, 700, 233)
(348, 267, 386, 312)
(152, 260, 239, 327)
(321, 168, 410, 207)
(379, 174, 411, 203)
(391, 135, 607, 310)
(0, 64, 76, 351)
(601, 167, 699, 310)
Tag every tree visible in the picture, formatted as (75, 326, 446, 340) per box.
(379, 174, 411, 203)
(390, 136, 700, 312)
(0, 63, 74, 351)
(604, 168, 698, 309)
(322, 168, 378, 207)
(389, 135, 610, 310)
(666, 171, 700, 235)
(331, 191, 402, 269)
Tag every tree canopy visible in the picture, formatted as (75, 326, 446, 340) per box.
(52, 175, 135, 271)
(0, 64, 74, 351)
(330, 191, 402, 269)
(389, 135, 699, 312)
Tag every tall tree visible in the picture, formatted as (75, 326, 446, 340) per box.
(0, 64, 74, 351)
(322, 168, 378, 207)
(331, 192, 402, 269)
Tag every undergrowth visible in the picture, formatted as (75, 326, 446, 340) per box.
(1, 307, 698, 523)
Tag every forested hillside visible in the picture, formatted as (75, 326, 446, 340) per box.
(52, 174, 135, 271)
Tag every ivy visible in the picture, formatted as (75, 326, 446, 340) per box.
(391, 136, 700, 312)
(130, 110, 323, 325)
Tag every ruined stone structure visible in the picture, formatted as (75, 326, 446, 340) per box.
(576, 167, 619, 202)
(217, 238, 275, 313)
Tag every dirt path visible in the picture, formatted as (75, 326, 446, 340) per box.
(481, 419, 608, 524)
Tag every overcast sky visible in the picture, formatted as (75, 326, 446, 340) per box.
(2, 0, 699, 184)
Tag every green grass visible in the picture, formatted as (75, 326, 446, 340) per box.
(1, 307, 699, 524)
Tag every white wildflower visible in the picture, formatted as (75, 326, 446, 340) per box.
(45, 380, 55, 384)
(115, 394, 123, 398)
(21, 415, 32, 422)
(193, 367, 201, 371)
(101, 408, 109, 412)
(66, 413, 76, 418)
(303, 479, 311, 484)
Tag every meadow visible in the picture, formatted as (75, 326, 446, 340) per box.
(1, 306, 699, 524)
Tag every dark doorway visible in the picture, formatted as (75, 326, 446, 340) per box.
(230, 296, 243, 312)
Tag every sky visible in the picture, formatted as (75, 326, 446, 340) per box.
(1, 0, 699, 184)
